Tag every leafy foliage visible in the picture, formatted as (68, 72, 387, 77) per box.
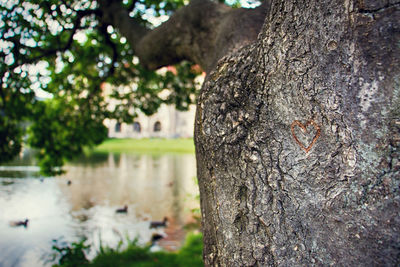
(51, 239, 90, 267)
(28, 98, 108, 174)
(0, 116, 23, 162)
(0, 0, 251, 174)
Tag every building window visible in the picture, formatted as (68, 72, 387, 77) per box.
(154, 121, 161, 132)
(115, 122, 121, 133)
(133, 122, 141, 133)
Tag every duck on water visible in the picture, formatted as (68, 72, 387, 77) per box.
(115, 205, 128, 213)
(10, 219, 29, 227)
(150, 217, 168, 228)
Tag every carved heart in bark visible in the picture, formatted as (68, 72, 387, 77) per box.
(291, 120, 321, 153)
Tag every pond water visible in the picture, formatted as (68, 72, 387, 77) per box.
(0, 150, 199, 267)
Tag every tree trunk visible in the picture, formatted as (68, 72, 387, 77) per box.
(195, 0, 400, 266)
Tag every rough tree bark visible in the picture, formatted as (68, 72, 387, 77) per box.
(101, 0, 400, 265)
(195, 0, 400, 266)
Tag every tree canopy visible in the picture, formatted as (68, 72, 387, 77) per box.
(0, 0, 262, 174)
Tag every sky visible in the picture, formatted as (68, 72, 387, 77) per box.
(228, 0, 261, 8)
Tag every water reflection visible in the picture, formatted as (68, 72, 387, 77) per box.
(0, 151, 199, 267)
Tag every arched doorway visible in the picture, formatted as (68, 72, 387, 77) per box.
(153, 121, 161, 132)
(133, 122, 141, 133)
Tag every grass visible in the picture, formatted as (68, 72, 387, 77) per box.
(52, 232, 203, 267)
(94, 138, 195, 154)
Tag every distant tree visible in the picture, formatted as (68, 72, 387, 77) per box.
(1, 0, 399, 266)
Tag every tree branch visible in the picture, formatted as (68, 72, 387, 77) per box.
(98, 0, 270, 73)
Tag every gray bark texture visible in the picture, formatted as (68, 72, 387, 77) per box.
(195, 0, 400, 266)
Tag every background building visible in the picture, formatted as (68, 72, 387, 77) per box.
(103, 65, 203, 139)
(104, 104, 196, 138)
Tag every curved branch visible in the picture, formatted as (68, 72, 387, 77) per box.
(99, 0, 270, 73)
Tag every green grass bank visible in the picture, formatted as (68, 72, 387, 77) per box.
(94, 138, 195, 154)
(53, 232, 203, 267)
